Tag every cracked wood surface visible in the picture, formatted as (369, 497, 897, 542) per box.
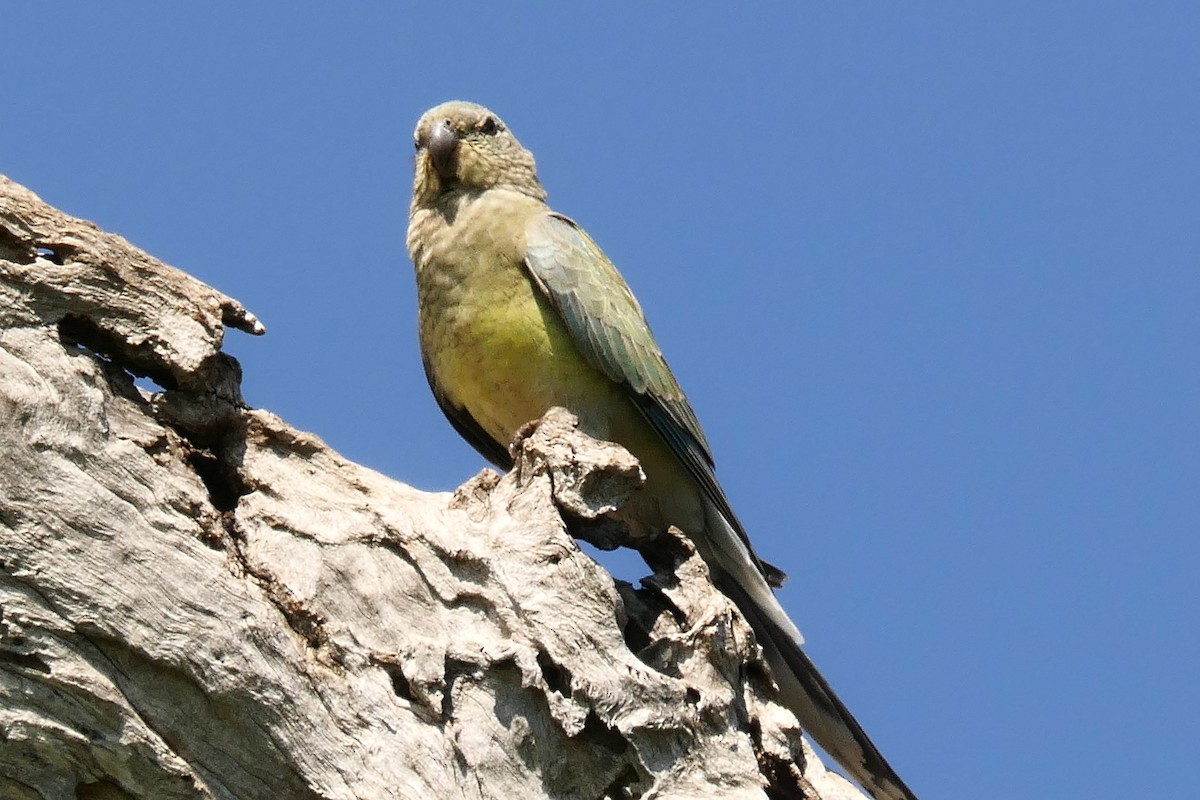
(0, 174, 866, 800)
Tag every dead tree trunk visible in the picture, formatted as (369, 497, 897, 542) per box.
(0, 175, 865, 800)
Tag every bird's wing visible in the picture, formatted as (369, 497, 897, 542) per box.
(524, 212, 784, 585)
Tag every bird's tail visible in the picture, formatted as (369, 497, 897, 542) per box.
(701, 509, 919, 800)
(720, 576, 919, 800)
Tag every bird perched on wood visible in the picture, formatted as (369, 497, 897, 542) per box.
(406, 100, 919, 800)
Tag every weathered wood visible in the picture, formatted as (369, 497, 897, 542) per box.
(0, 175, 864, 800)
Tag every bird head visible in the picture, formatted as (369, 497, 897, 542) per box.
(411, 101, 546, 206)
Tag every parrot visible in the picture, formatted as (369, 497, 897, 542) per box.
(406, 100, 918, 800)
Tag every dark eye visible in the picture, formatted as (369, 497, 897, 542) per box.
(480, 116, 499, 135)
(413, 138, 420, 151)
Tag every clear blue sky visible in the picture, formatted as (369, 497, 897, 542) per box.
(5, 5, 1197, 798)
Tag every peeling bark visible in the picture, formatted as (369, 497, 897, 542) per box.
(0, 175, 865, 800)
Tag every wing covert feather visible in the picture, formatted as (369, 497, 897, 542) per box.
(524, 213, 783, 585)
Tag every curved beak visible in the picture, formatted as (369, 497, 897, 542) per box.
(428, 119, 458, 180)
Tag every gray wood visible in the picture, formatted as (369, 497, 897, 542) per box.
(0, 175, 864, 800)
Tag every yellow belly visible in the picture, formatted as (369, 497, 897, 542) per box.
(421, 253, 619, 447)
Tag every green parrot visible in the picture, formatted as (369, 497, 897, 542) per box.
(407, 100, 918, 800)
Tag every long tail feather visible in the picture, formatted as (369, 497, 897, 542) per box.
(716, 574, 919, 800)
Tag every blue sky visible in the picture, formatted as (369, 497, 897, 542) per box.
(5, 5, 1197, 798)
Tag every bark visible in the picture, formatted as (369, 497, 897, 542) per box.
(0, 174, 865, 800)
